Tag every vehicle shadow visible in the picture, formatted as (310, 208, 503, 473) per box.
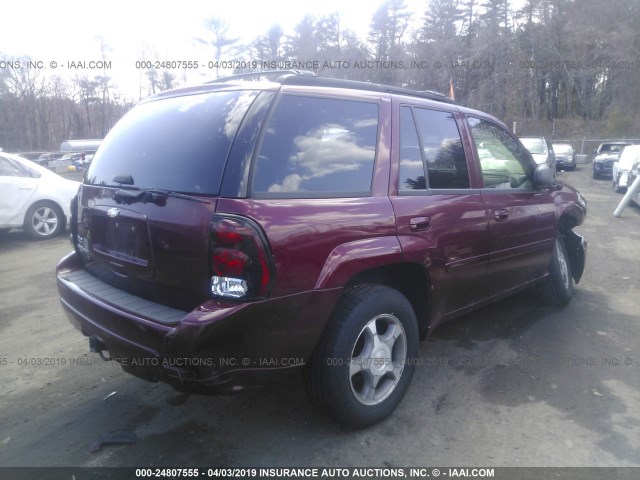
(0, 229, 70, 253)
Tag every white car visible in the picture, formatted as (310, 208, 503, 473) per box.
(613, 145, 640, 193)
(0, 152, 79, 239)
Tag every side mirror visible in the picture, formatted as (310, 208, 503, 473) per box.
(534, 164, 556, 189)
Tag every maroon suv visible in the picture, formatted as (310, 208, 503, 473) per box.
(56, 72, 587, 427)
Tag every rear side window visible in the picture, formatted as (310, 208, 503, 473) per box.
(0, 156, 40, 178)
(251, 95, 379, 197)
(85, 90, 259, 195)
(399, 107, 425, 190)
(413, 108, 469, 189)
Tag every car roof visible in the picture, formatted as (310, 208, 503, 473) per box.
(140, 70, 514, 131)
(145, 70, 456, 106)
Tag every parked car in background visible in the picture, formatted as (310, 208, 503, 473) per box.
(0, 152, 79, 239)
(58, 151, 95, 171)
(37, 152, 66, 168)
(553, 143, 576, 171)
(519, 136, 557, 171)
(15, 152, 49, 163)
(612, 145, 640, 193)
(592, 142, 632, 179)
(627, 163, 640, 207)
(73, 153, 94, 171)
(56, 72, 587, 427)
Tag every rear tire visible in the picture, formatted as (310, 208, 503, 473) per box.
(24, 201, 64, 240)
(306, 285, 418, 428)
(537, 234, 574, 306)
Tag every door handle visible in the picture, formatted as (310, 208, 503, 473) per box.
(493, 209, 509, 222)
(410, 216, 431, 231)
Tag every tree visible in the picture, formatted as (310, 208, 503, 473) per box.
(95, 36, 114, 137)
(253, 24, 285, 62)
(2, 56, 46, 150)
(478, 0, 509, 31)
(286, 15, 319, 61)
(196, 17, 239, 78)
(459, 0, 477, 38)
(368, 0, 411, 83)
(421, 0, 462, 43)
(317, 13, 342, 60)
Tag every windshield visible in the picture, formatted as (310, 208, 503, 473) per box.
(553, 144, 573, 155)
(85, 90, 259, 195)
(599, 144, 628, 154)
(519, 138, 547, 155)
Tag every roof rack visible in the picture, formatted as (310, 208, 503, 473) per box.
(206, 70, 455, 104)
(280, 75, 455, 104)
(205, 70, 317, 84)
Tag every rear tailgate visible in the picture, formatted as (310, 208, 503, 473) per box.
(76, 186, 217, 312)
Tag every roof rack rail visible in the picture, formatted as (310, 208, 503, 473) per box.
(205, 70, 317, 84)
(204, 70, 454, 104)
(278, 75, 455, 104)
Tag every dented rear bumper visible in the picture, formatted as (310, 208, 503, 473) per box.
(56, 251, 341, 393)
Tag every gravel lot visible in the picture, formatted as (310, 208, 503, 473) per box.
(0, 166, 639, 468)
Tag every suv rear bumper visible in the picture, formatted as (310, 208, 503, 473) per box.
(57, 251, 341, 393)
(556, 157, 575, 169)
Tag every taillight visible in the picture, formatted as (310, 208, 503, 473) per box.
(70, 194, 78, 246)
(209, 214, 273, 300)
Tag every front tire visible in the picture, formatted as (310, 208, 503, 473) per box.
(537, 234, 574, 306)
(24, 201, 64, 240)
(614, 177, 627, 194)
(306, 285, 418, 428)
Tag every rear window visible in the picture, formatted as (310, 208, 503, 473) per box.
(85, 90, 259, 195)
(251, 95, 379, 197)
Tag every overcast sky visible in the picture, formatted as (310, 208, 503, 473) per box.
(1, 0, 423, 97)
(2, 0, 527, 100)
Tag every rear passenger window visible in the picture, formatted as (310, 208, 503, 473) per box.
(398, 106, 470, 191)
(0, 156, 39, 178)
(413, 108, 470, 189)
(251, 95, 378, 197)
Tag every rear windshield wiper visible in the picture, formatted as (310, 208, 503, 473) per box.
(113, 186, 209, 204)
(144, 188, 209, 204)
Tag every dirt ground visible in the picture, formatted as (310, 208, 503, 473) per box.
(1, 166, 639, 468)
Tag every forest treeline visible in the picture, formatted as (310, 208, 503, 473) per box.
(1, 0, 639, 152)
